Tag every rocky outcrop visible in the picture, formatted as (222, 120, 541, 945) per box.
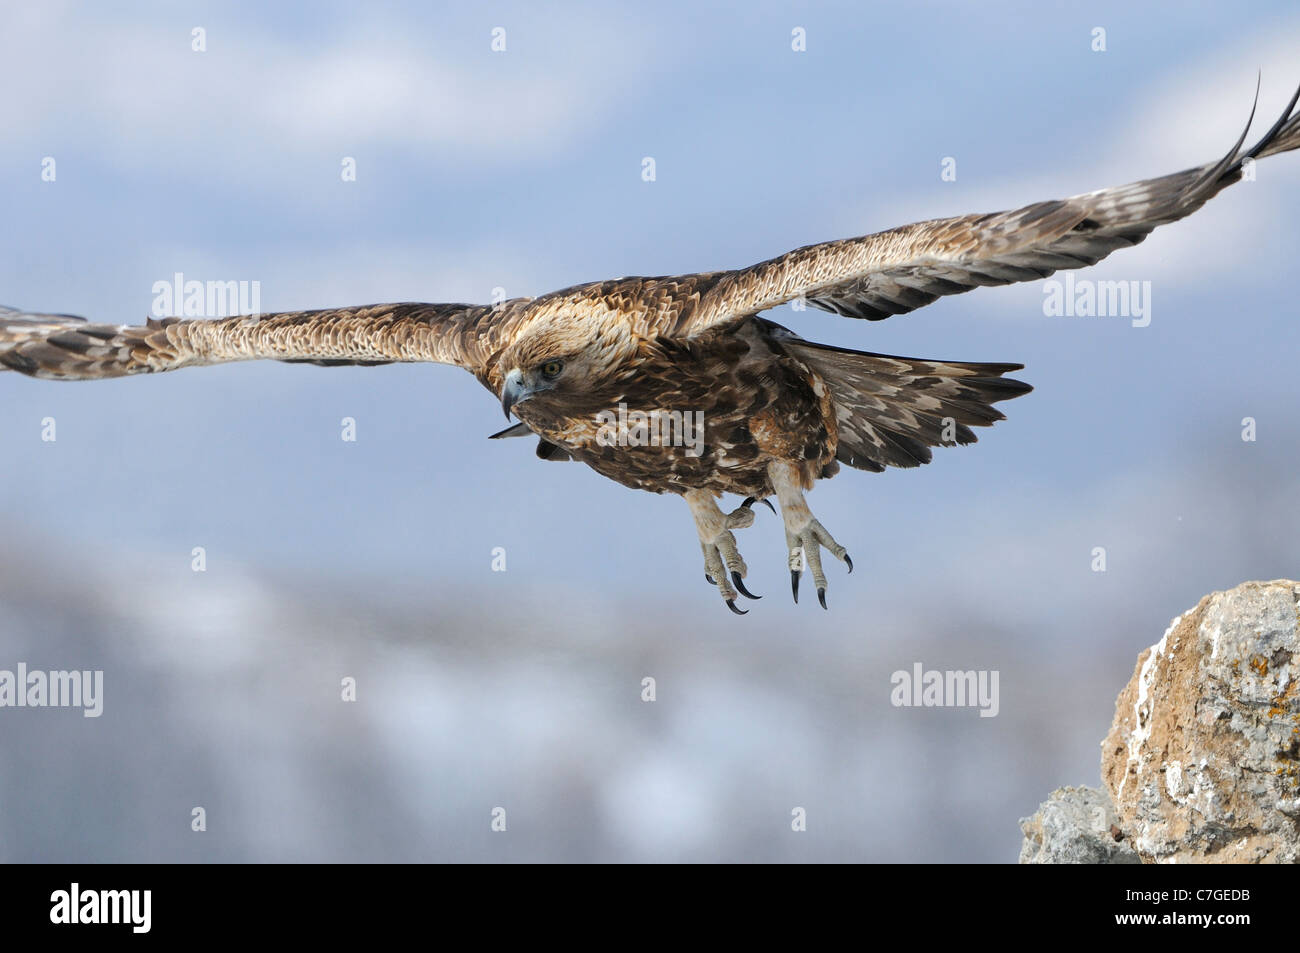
(1101, 579, 1300, 863)
(1022, 580, 1300, 863)
(1018, 786, 1140, 864)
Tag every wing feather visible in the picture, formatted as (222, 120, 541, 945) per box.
(0, 301, 529, 382)
(665, 80, 1300, 337)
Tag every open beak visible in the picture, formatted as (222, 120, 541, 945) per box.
(501, 368, 527, 419)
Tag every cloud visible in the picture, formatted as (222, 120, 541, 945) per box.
(1, 3, 662, 174)
(830, 23, 1300, 294)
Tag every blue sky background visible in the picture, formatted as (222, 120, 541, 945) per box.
(1, 1, 1298, 861)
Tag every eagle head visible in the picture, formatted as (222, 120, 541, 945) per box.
(497, 314, 634, 420)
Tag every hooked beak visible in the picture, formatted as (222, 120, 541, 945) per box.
(501, 368, 528, 419)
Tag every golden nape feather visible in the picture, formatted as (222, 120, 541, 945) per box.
(6, 79, 1300, 613)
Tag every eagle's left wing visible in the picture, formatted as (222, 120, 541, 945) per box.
(660, 81, 1300, 338)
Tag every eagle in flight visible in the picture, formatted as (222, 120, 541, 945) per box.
(5, 84, 1300, 613)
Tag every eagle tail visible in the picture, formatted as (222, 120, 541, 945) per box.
(778, 334, 1032, 473)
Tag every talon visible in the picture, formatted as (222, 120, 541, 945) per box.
(731, 571, 761, 600)
(768, 460, 854, 612)
(686, 489, 760, 614)
(742, 495, 777, 515)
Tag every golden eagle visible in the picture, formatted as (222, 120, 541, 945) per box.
(5, 84, 1299, 613)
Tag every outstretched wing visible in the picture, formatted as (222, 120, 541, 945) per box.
(0, 301, 531, 384)
(661, 81, 1300, 337)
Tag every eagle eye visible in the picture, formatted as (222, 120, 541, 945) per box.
(540, 360, 564, 380)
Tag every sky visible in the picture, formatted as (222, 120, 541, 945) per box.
(1, 1, 1298, 862)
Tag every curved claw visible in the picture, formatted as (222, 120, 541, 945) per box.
(817, 587, 827, 610)
(844, 553, 853, 574)
(731, 571, 761, 600)
(791, 570, 800, 604)
(705, 574, 716, 586)
(742, 495, 777, 515)
(726, 599, 748, 616)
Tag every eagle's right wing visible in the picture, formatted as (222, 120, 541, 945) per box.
(0, 301, 531, 385)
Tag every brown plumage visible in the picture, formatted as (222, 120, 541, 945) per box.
(5, 82, 1300, 612)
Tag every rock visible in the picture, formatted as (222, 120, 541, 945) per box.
(1101, 579, 1300, 863)
(1019, 785, 1141, 864)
